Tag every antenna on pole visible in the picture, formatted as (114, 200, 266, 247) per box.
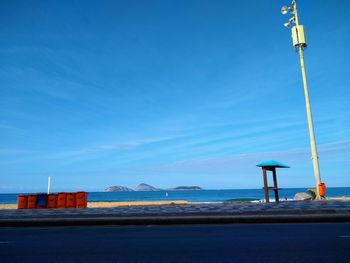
(47, 176, 51, 194)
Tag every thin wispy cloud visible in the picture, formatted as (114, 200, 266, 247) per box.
(137, 140, 349, 173)
(0, 124, 18, 130)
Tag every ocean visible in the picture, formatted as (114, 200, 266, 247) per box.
(1, 187, 350, 204)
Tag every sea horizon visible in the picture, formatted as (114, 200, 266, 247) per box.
(1, 187, 350, 204)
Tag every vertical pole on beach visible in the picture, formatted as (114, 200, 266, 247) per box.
(47, 176, 51, 194)
(281, 0, 323, 199)
(294, 0, 322, 199)
(262, 168, 269, 203)
(272, 168, 279, 202)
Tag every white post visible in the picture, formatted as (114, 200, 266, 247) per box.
(47, 176, 51, 194)
(293, 0, 323, 199)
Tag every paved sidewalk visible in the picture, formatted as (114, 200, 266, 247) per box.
(1, 200, 350, 226)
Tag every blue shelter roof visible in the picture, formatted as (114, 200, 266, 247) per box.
(256, 160, 290, 168)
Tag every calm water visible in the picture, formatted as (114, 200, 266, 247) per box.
(1, 187, 350, 204)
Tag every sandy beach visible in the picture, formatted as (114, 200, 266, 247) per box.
(87, 200, 189, 208)
(0, 200, 190, 210)
(0, 204, 17, 210)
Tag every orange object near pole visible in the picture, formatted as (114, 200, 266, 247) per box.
(17, 195, 28, 209)
(76, 192, 88, 208)
(66, 193, 76, 208)
(27, 195, 37, 209)
(47, 194, 58, 208)
(318, 183, 326, 197)
(57, 192, 67, 208)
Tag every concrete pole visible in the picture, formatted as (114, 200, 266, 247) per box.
(293, 0, 322, 198)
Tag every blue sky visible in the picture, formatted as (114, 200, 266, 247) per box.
(1, 0, 349, 193)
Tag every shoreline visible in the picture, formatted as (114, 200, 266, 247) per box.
(87, 200, 190, 208)
(1, 197, 350, 210)
(0, 200, 191, 210)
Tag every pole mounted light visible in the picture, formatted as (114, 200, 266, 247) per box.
(281, 0, 325, 199)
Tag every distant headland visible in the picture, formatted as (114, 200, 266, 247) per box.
(105, 183, 203, 192)
(173, 186, 203, 190)
(105, 186, 134, 192)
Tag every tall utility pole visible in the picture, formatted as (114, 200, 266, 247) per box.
(281, 0, 323, 199)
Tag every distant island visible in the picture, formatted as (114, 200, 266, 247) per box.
(135, 183, 160, 191)
(105, 186, 134, 192)
(105, 183, 203, 192)
(172, 186, 203, 190)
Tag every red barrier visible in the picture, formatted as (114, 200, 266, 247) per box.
(27, 195, 37, 209)
(76, 192, 88, 208)
(17, 195, 28, 209)
(17, 191, 88, 210)
(66, 193, 76, 208)
(57, 193, 67, 208)
(47, 194, 58, 208)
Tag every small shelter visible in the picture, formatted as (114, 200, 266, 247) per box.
(257, 160, 290, 203)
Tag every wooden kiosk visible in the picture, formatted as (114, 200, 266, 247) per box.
(257, 160, 290, 203)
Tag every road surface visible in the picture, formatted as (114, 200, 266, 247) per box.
(0, 223, 349, 262)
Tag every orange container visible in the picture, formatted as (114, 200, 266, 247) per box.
(17, 195, 28, 209)
(57, 192, 67, 208)
(47, 194, 58, 208)
(27, 195, 37, 209)
(76, 192, 88, 208)
(66, 193, 76, 208)
(318, 183, 326, 196)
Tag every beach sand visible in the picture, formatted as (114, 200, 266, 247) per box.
(0, 200, 190, 210)
(0, 204, 17, 210)
(87, 200, 189, 208)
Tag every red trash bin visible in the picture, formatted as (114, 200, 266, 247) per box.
(57, 192, 67, 208)
(66, 193, 76, 208)
(17, 195, 28, 209)
(76, 192, 88, 208)
(27, 195, 37, 209)
(318, 183, 326, 197)
(47, 194, 58, 208)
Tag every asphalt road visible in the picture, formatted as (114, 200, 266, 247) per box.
(0, 223, 349, 263)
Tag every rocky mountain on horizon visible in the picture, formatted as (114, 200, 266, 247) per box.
(105, 186, 134, 192)
(105, 184, 204, 192)
(135, 183, 160, 191)
(172, 186, 203, 190)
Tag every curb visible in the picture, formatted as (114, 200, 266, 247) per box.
(1, 213, 350, 227)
